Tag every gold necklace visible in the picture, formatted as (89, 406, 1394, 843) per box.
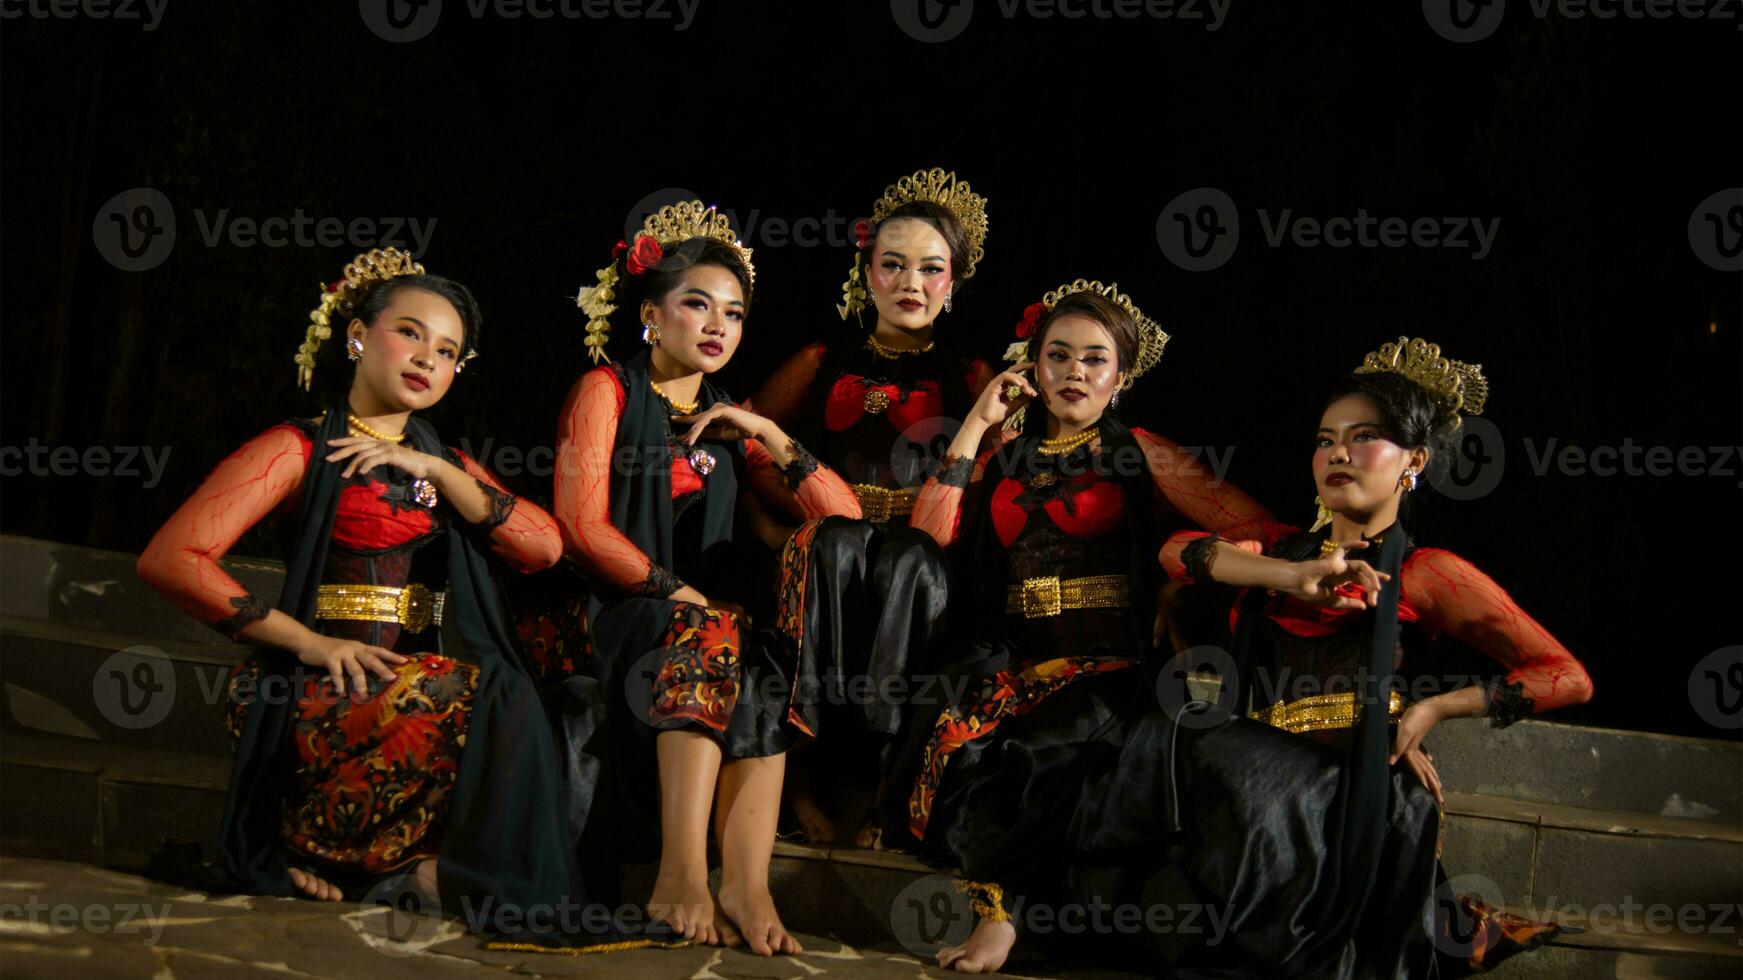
(648, 380, 700, 416)
(346, 412, 405, 443)
(1037, 426, 1098, 456)
(865, 335, 935, 360)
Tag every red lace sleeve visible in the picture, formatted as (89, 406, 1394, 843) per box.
(910, 447, 991, 548)
(136, 424, 309, 638)
(452, 450, 562, 573)
(1403, 548, 1595, 718)
(742, 343, 826, 424)
(554, 368, 680, 597)
(1135, 429, 1293, 576)
(741, 436, 863, 520)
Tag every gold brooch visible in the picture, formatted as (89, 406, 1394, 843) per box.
(863, 388, 891, 414)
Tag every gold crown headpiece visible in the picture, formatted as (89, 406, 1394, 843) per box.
(999, 279, 1169, 431)
(295, 247, 455, 391)
(838, 167, 990, 321)
(1352, 336, 1489, 428)
(578, 200, 755, 364)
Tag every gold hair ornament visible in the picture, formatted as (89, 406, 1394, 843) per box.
(1352, 336, 1489, 429)
(295, 247, 426, 391)
(839, 167, 989, 321)
(578, 201, 755, 365)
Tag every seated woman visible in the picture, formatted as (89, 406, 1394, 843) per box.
(1138, 336, 1595, 977)
(874, 280, 1288, 973)
(533, 202, 862, 957)
(747, 168, 996, 847)
(137, 250, 661, 951)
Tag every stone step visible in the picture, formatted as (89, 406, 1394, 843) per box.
(1439, 790, 1743, 917)
(0, 616, 245, 757)
(2, 729, 1735, 975)
(0, 533, 285, 648)
(0, 729, 228, 872)
(1429, 715, 1743, 824)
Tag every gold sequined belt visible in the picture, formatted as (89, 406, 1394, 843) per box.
(1253, 690, 1407, 735)
(851, 484, 918, 523)
(314, 583, 446, 634)
(1004, 574, 1130, 619)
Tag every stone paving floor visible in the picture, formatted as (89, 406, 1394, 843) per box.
(0, 856, 1098, 979)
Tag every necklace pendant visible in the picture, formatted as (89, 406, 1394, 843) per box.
(688, 448, 717, 477)
(863, 388, 891, 414)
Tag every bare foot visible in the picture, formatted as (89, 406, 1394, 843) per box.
(937, 919, 1016, 974)
(287, 866, 344, 902)
(711, 899, 744, 948)
(789, 789, 836, 844)
(718, 879, 802, 957)
(855, 818, 882, 850)
(647, 871, 720, 946)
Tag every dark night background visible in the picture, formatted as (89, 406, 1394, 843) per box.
(1, 2, 1738, 738)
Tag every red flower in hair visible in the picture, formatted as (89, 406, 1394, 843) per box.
(611, 240, 628, 260)
(625, 235, 663, 276)
(1014, 302, 1046, 339)
(853, 219, 872, 250)
(326, 279, 345, 293)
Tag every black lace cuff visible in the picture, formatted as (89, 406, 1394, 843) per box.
(776, 439, 821, 491)
(1181, 533, 1221, 583)
(474, 478, 516, 528)
(638, 563, 684, 599)
(1481, 677, 1534, 728)
(212, 593, 271, 640)
(936, 454, 973, 489)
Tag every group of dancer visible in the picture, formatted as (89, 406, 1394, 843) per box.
(136, 168, 1594, 976)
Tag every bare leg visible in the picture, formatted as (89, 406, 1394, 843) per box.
(715, 754, 802, 956)
(936, 919, 1017, 974)
(648, 730, 725, 945)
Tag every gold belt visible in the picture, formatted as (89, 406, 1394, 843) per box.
(1253, 690, 1407, 735)
(314, 583, 446, 634)
(851, 484, 918, 523)
(1004, 574, 1130, 618)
